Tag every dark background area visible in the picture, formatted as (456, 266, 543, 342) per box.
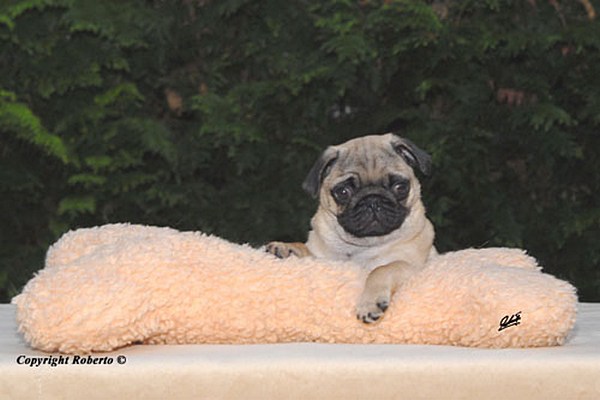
(1, 0, 599, 302)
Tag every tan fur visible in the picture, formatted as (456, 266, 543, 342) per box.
(266, 133, 436, 323)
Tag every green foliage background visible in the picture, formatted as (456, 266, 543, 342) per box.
(1, 0, 599, 302)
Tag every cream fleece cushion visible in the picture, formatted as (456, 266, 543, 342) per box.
(13, 224, 577, 353)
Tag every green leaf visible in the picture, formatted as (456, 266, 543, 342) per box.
(530, 104, 574, 131)
(94, 83, 143, 108)
(67, 173, 107, 187)
(57, 196, 96, 215)
(84, 156, 112, 171)
(0, 91, 69, 162)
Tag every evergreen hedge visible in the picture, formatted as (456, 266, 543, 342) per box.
(1, 0, 599, 302)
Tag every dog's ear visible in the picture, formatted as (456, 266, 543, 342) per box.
(302, 147, 339, 198)
(391, 135, 432, 176)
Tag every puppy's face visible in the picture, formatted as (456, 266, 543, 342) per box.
(303, 133, 431, 239)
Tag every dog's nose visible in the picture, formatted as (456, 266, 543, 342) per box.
(362, 196, 382, 212)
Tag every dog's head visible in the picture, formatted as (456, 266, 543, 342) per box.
(303, 133, 431, 238)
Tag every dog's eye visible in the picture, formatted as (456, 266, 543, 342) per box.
(391, 180, 410, 197)
(331, 184, 353, 204)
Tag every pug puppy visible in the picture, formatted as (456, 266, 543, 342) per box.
(266, 133, 437, 323)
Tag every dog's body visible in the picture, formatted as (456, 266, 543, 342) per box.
(267, 133, 436, 323)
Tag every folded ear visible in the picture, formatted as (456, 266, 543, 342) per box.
(391, 135, 432, 176)
(302, 147, 339, 198)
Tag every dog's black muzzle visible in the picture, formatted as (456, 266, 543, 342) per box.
(337, 189, 408, 238)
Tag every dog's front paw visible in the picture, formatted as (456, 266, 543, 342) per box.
(356, 289, 391, 324)
(265, 242, 309, 259)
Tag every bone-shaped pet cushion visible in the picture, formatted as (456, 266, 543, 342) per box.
(13, 224, 577, 353)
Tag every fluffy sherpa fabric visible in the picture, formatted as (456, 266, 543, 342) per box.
(13, 224, 577, 353)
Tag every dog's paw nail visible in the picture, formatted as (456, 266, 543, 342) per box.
(377, 301, 389, 312)
(356, 310, 383, 324)
(266, 244, 284, 259)
(360, 313, 380, 324)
